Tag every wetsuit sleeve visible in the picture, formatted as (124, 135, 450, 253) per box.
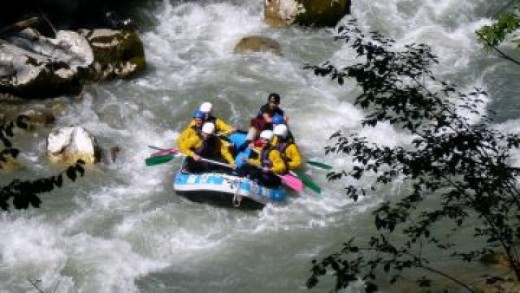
(177, 127, 191, 147)
(269, 150, 287, 174)
(215, 118, 233, 134)
(179, 136, 200, 157)
(218, 138, 235, 165)
(285, 144, 302, 170)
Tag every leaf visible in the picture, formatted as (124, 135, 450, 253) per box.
(75, 164, 85, 176)
(29, 194, 42, 208)
(365, 282, 378, 293)
(66, 167, 77, 182)
(53, 175, 63, 187)
(13, 194, 29, 209)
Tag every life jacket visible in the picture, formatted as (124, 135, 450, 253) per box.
(256, 103, 284, 119)
(206, 115, 216, 124)
(193, 134, 217, 157)
(190, 124, 202, 135)
(260, 147, 273, 168)
(275, 139, 295, 169)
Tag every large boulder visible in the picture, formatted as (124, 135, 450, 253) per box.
(233, 35, 282, 56)
(0, 29, 92, 97)
(79, 28, 146, 81)
(0, 26, 146, 98)
(264, 0, 351, 27)
(46, 126, 101, 164)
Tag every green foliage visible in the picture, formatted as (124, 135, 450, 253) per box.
(305, 19, 520, 292)
(477, 11, 520, 50)
(0, 115, 86, 211)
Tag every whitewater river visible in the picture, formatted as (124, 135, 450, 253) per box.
(1, 0, 519, 292)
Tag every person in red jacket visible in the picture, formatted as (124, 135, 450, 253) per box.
(238, 93, 288, 151)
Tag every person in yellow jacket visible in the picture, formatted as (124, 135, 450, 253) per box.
(179, 122, 236, 173)
(177, 110, 206, 148)
(272, 124, 302, 171)
(237, 130, 286, 187)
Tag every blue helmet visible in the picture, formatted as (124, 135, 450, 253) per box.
(272, 114, 284, 125)
(193, 110, 205, 119)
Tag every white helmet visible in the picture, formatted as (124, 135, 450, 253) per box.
(199, 102, 213, 113)
(273, 124, 288, 138)
(259, 130, 274, 141)
(201, 122, 215, 135)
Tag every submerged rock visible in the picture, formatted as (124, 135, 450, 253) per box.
(233, 35, 282, 56)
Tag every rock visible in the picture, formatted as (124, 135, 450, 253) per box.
(0, 26, 146, 98)
(0, 102, 58, 131)
(79, 28, 146, 81)
(0, 28, 92, 97)
(477, 279, 520, 293)
(109, 146, 120, 163)
(481, 251, 512, 267)
(233, 35, 282, 55)
(0, 154, 21, 170)
(264, 0, 351, 27)
(19, 108, 56, 129)
(46, 126, 101, 164)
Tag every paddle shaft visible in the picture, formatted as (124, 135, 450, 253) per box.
(306, 159, 332, 170)
(177, 153, 235, 170)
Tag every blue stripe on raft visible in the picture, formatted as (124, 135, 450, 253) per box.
(175, 173, 188, 184)
(240, 180, 251, 192)
(207, 175, 223, 184)
(174, 168, 287, 203)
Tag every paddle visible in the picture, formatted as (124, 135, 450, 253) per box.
(278, 172, 304, 192)
(290, 170, 321, 194)
(243, 148, 303, 192)
(248, 163, 303, 192)
(307, 159, 332, 170)
(145, 154, 177, 166)
(148, 146, 178, 157)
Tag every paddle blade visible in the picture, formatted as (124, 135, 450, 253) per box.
(294, 170, 321, 194)
(307, 159, 332, 170)
(145, 154, 175, 166)
(280, 174, 304, 192)
(151, 148, 178, 157)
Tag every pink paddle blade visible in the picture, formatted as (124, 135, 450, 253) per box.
(280, 174, 304, 192)
(151, 148, 178, 157)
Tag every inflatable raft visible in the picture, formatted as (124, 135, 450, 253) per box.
(172, 131, 287, 209)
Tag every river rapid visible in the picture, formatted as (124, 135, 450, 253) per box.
(1, 0, 519, 292)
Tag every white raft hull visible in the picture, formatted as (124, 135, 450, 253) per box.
(173, 170, 286, 209)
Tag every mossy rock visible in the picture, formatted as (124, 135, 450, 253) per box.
(264, 0, 351, 27)
(296, 0, 351, 27)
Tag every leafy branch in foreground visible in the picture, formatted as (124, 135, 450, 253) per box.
(305, 19, 520, 292)
(1, 115, 86, 211)
(0, 160, 86, 210)
(476, 3, 520, 65)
